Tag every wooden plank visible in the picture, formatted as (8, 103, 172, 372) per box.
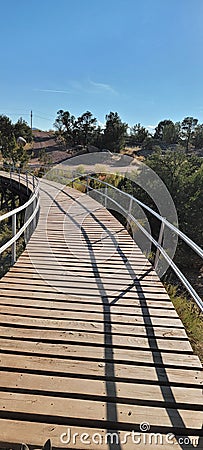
(0, 371, 201, 407)
(15, 259, 157, 271)
(0, 312, 185, 330)
(0, 314, 188, 339)
(0, 391, 201, 432)
(0, 288, 171, 301)
(0, 339, 200, 368)
(0, 354, 201, 386)
(0, 281, 167, 295)
(6, 271, 161, 284)
(0, 296, 174, 310)
(0, 304, 181, 319)
(10, 265, 155, 276)
(0, 325, 191, 355)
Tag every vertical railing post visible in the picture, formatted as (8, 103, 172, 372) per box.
(104, 184, 108, 208)
(86, 175, 89, 195)
(26, 171, 28, 194)
(33, 197, 37, 232)
(18, 168, 21, 189)
(126, 197, 133, 231)
(11, 214, 16, 264)
(154, 220, 165, 271)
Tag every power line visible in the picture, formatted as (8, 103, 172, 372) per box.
(34, 114, 54, 122)
(34, 110, 55, 119)
(0, 110, 55, 121)
(0, 112, 30, 117)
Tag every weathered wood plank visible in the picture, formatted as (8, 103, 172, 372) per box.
(0, 338, 200, 367)
(0, 391, 201, 432)
(0, 371, 201, 407)
(0, 353, 201, 386)
(0, 333, 191, 357)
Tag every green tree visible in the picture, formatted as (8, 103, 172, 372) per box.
(146, 148, 202, 243)
(0, 115, 14, 151)
(154, 120, 179, 144)
(192, 124, 203, 149)
(39, 148, 53, 166)
(13, 117, 32, 142)
(0, 115, 29, 168)
(129, 123, 148, 145)
(92, 125, 104, 149)
(103, 112, 128, 152)
(118, 148, 202, 272)
(1, 138, 29, 168)
(162, 122, 180, 144)
(76, 111, 97, 148)
(54, 110, 97, 148)
(181, 116, 198, 152)
(54, 110, 76, 146)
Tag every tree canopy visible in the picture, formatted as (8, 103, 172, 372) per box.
(102, 112, 128, 152)
(0, 115, 31, 167)
(181, 117, 198, 152)
(54, 110, 128, 152)
(53, 110, 203, 153)
(146, 148, 203, 247)
(129, 123, 149, 145)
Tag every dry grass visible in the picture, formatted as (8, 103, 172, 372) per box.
(166, 285, 203, 363)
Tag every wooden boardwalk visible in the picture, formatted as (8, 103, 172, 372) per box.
(0, 179, 202, 449)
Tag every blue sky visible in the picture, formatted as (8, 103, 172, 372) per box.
(1, 0, 203, 131)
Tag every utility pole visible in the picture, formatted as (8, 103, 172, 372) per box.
(30, 110, 33, 147)
(31, 110, 33, 135)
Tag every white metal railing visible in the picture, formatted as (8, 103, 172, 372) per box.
(0, 169, 40, 264)
(71, 174, 203, 312)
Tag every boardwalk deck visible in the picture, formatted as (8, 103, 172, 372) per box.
(0, 178, 202, 449)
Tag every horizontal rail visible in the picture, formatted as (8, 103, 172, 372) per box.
(0, 186, 39, 222)
(0, 169, 40, 264)
(0, 197, 40, 254)
(71, 174, 203, 312)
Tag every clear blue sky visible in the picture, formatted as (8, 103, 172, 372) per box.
(1, 0, 203, 131)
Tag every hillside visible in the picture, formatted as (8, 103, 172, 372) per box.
(29, 130, 71, 167)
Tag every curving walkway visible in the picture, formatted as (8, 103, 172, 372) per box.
(0, 179, 202, 449)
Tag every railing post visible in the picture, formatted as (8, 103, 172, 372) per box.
(126, 197, 133, 231)
(11, 214, 16, 264)
(33, 197, 37, 231)
(104, 185, 108, 208)
(18, 168, 21, 189)
(154, 220, 165, 271)
(86, 175, 89, 195)
(26, 171, 28, 194)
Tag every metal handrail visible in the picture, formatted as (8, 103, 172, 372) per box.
(88, 175, 203, 259)
(71, 174, 203, 312)
(0, 169, 40, 264)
